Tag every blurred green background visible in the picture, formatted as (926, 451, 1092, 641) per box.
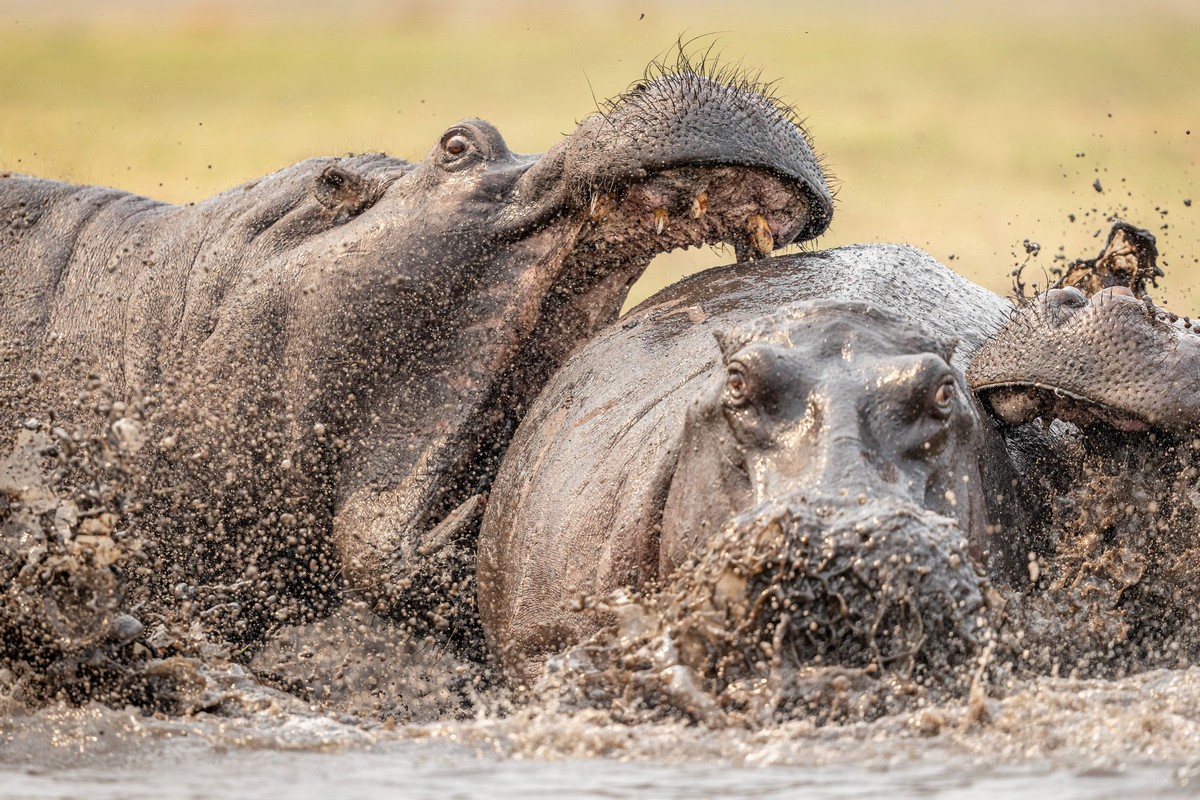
(1, 0, 1197, 308)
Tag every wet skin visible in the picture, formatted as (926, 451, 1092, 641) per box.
(0, 65, 831, 646)
(970, 221, 1196, 434)
(970, 285, 1200, 433)
(480, 224, 1200, 686)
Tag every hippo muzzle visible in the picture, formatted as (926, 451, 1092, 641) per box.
(664, 497, 987, 705)
(660, 303, 993, 581)
(970, 285, 1200, 433)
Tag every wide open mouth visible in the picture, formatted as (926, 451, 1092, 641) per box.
(562, 163, 814, 283)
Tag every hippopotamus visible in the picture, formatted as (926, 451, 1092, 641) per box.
(478, 222, 1196, 687)
(968, 232, 1200, 669)
(0, 62, 832, 650)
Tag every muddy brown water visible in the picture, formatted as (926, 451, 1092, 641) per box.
(4, 403, 1200, 797)
(2, 676, 1199, 799)
(3, 601, 1200, 799)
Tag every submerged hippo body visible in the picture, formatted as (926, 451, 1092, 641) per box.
(479, 226, 1200, 686)
(477, 244, 1022, 684)
(0, 64, 832, 650)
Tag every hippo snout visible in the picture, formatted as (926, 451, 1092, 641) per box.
(661, 303, 992, 579)
(970, 277, 1200, 432)
(669, 498, 989, 684)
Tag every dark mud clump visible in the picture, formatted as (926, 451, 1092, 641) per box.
(536, 501, 993, 726)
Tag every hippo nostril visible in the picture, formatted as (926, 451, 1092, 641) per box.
(1043, 287, 1088, 325)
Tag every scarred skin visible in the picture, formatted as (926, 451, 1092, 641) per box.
(0, 63, 832, 646)
(479, 223, 1200, 686)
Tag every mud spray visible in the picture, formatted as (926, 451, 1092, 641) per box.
(4, 388, 1200, 798)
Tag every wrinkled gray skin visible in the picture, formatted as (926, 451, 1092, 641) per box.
(480, 226, 1200, 686)
(0, 68, 831, 645)
(477, 245, 1026, 684)
(969, 221, 1200, 433)
(970, 285, 1200, 432)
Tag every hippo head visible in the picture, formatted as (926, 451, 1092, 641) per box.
(535, 303, 996, 712)
(970, 221, 1199, 433)
(305, 66, 829, 390)
(652, 304, 994, 689)
(660, 303, 992, 578)
(969, 285, 1200, 433)
(297, 62, 832, 632)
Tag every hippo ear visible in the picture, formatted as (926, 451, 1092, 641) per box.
(941, 336, 960, 364)
(313, 164, 380, 223)
(713, 329, 741, 362)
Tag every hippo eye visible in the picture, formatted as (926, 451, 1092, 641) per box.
(725, 365, 749, 405)
(930, 378, 956, 418)
(443, 133, 472, 158)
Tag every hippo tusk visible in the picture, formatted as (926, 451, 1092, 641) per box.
(748, 214, 774, 257)
(654, 207, 669, 235)
(589, 192, 615, 221)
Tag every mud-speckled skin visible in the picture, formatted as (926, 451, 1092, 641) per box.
(970, 286, 1200, 432)
(477, 244, 1017, 683)
(0, 69, 831, 644)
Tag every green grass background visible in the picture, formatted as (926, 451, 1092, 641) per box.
(1, 0, 1197, 308)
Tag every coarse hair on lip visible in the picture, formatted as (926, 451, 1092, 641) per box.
(591, 37, 838, 203)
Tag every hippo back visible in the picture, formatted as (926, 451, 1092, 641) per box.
(476, 244, 1011, 681)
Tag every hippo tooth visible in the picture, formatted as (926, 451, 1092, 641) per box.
(691, 192, 708, 218)
(747, 214, 774, 256)
(589, 193, 615, 221)
(654, 208, 669, 235)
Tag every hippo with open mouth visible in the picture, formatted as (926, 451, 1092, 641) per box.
(478, 222, 1199, 695)
(0, 58, 832, 655)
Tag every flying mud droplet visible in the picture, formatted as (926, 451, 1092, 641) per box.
(112, 417, 144, 454)
(690, 192, 708, 218)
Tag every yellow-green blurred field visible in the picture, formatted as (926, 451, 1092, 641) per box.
(1, 0, 1197, 308)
